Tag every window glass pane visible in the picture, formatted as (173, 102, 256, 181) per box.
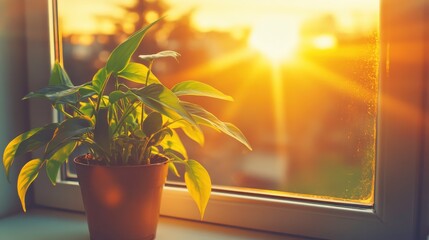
(60, 0, 378, 204)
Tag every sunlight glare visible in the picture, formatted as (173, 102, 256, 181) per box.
(249, 19, 300, 63)
(270, 65, 287, 143)
(312, 34, 337, 49)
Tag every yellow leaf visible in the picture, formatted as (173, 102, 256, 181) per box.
(3, 127, 42, 181)
(184, 160, 211, 219)
(170, 120, 204, 146)
(17, 159, 42, 212)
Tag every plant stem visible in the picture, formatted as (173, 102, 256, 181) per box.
(95, 72, 112, 113)
(138, 137, 150, 165)
(67, 104, 85, 116)
(112, 102, 139, 135)
(140, 102, 144, 130)
(138, 63, 149, 161)
(115, 75, 119, 91)
(57, 105, 73, 119)
(80, 138, 112, 164)
(137, 120, 180, 165)
(145, 60, 154, 86)
(38, 159, 47, 171)
(112, 104, 119, 130)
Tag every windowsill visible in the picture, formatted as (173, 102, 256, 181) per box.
(0, 207, 299, 240)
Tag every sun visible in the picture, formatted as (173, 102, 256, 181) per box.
(249, 20, 300, 63)
(312, 34, 337, 49)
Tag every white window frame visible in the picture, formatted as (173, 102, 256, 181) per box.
(26, 0, 428, 238)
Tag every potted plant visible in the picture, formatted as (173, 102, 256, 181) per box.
(2, 19, 251, 240)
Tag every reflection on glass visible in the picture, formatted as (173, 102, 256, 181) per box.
(60, 0, 378, 204)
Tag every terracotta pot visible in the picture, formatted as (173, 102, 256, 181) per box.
(74, 156, 168, 240)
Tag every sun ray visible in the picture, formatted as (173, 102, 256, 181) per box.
(165, 48, 256, 82)
(220, 56, 271, 120)
(270, 64, 288, 183)
(298, 58, 422, 126)
(297, 58, 375, 103)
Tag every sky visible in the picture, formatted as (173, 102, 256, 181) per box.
(164, 0, 378, 31)
(59, 0, 379, 35)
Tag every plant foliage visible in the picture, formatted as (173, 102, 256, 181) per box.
(2, 19, 251, 217)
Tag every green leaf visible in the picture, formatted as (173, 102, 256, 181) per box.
(118, 62, 160, 85)
(24, 62, 77, 104)
(108, 90, 135, 104)
(143, 112, 163, 136)
(133, 130, 145, 139)
(138, 50, 180, 61)
(15, 123, 59, 157)
(124, 112, 139, 130)
(184, 160, 211, 219)
(164, 149, 186, 162)
(78, 85, 98, 99)
(45, 161, 61, 185)
(23, 82, 96, 104)
(45, 117, 93, 156)
(3, 124, 58, 181)
(106, 18, 162, 73)
(23, 85, 80, 104)
(46, 141, 77, 185)
(92, 67, 108, 93)
(79, 101, 95, 117)
(94, 108, 110, 155)
(132, 84, 199, 130)
(160, 129, 188, 159)
(17, 159, 43, 212)
(168, 162, 180, 177)
(182, 102, 252, 150)
(148, 128, 173, 149)
(172, 81, 233, 101)
(49, 62, 73, 87)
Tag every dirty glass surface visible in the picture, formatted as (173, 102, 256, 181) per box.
(61, 0, 378, 204)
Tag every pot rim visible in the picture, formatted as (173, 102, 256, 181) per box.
(73, 155, 169, 168)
